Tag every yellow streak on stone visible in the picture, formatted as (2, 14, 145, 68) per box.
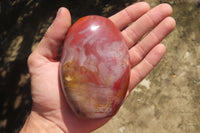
(124, 59, 130, 66)
(65, 75, 73, 81)
(94, 100, 110, 110)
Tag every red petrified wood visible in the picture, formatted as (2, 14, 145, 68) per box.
(60, 15, 130, 119)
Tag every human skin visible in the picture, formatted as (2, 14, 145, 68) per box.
(20, 2, 176, 133)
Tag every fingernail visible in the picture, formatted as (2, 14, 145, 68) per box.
(56, 7, 63, 17)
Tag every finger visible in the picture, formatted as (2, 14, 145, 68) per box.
(35, 7, 71, 61)
(122, 3, 173, 48)
(129, 17, 176, 66)
(128, 44, 166, 92)
(109, 2, 150, 30)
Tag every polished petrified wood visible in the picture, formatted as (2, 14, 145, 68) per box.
(60, 15, 130, 119)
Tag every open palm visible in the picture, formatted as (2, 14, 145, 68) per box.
(23, 2, 175, 133)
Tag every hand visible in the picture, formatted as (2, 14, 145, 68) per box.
(21, 2, 175, 133)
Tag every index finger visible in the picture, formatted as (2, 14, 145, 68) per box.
(109, 2, 150, 30)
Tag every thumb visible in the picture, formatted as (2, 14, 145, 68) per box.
(33, 7, 71, 61)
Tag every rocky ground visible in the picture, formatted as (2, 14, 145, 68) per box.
(0, 0, 199, 132)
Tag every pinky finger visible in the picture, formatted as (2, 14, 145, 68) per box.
(128, 43, 166, 93)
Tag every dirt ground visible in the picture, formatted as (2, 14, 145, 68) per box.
(0, 0, 199, 132)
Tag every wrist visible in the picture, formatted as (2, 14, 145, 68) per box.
(20, 111, 64, 133)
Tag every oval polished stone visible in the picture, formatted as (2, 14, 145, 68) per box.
(60, 15, 130, 119)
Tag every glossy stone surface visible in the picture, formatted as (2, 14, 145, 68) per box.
(60, 15, 130, 119)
